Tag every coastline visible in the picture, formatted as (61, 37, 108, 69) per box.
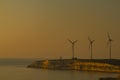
(27, 59, 120, 73)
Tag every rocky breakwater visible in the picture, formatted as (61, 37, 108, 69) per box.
(27, 59, 74, 70)
(27, 59, 120, 73)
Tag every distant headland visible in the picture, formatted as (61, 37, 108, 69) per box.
(27, 59, 120, 73)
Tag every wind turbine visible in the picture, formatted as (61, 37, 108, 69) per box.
(88, 37, 95, 59)
(107, 33, 113, 59)
(68, 39, 77, 59)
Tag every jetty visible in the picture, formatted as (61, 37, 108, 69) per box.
(27, 59, 120, 73)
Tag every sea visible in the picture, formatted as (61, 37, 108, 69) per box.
(0, 59, 119, 80)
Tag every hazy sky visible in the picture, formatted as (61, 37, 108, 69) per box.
(0, 0, 120, 59)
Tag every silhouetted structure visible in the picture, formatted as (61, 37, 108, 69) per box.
(107, 33, 113, 59)
(68, 39, 77, 60)
(88, 37, 95, 59)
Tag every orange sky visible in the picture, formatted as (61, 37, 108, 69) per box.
(0, 0, 120, 59)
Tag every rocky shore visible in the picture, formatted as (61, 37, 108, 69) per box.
(27, 59, 120, 73)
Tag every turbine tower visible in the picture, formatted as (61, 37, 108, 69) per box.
(68, 39, 77, 59)
(107, 33, 113, 59)
(88, 37, 95, 59)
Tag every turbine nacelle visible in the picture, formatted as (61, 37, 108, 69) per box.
(88, 37, 95, 44)
(68, 39, 77, 45)
(107, 33, 113, 42)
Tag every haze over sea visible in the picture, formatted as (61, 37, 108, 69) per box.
(0, 58, 118, 80)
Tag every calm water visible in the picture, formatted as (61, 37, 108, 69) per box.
(0, 59, 119, 80)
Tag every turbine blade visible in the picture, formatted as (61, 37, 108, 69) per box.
(88, 37, 91, 42)
(107, 32, 111, 39)
(92, 40, 95, 42)
(73, 40, 78, 43)
(67, 39, 73, 43)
